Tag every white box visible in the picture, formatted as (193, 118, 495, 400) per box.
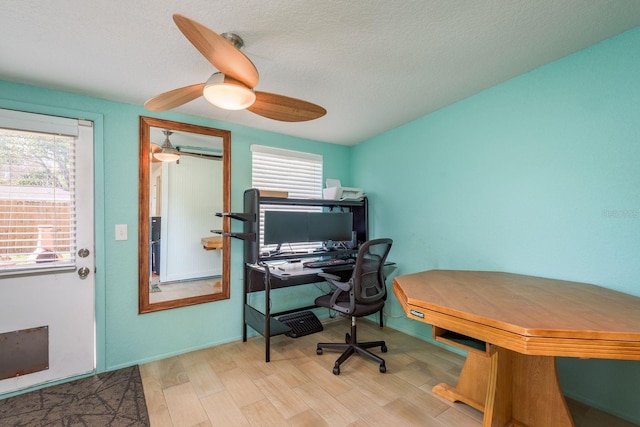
(323, 187, 341, 199)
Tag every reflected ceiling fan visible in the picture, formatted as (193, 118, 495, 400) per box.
(145, 14, 326, 122)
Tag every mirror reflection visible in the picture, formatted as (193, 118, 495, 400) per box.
(139, 117, 230, 313)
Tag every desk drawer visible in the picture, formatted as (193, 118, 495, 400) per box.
(433, 327, 490, 356)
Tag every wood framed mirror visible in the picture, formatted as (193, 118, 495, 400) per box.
(139, 116, 230, 313)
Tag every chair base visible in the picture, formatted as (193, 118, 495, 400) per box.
(316, 318, 387, 375)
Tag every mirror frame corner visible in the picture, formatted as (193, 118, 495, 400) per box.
(138, 116, 231, 314)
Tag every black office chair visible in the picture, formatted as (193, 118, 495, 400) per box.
(315, 238, 393, 375)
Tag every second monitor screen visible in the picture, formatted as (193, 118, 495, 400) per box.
(263, 211, 353, 245)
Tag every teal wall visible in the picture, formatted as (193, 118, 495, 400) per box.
(352, 27, 640, 422)
(0, 79, 350, 385)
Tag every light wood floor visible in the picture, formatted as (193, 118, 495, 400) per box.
(149, 278, 223, 304)
(140, 317, 638, 427)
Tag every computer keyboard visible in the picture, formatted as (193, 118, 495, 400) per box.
(303, 258, 355, 268)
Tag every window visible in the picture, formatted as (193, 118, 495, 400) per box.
(0, 109, 79, 274)
(251, 145, 323, 252)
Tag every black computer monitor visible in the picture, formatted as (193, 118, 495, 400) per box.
(263, 211, 309, 245)
(308, 212, 353, 242)
(263, 211, 354, 246)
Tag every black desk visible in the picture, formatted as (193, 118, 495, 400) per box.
(236, 189, 371, 362)
(244, 258, 356, 362)
(244, 258, 395, 362)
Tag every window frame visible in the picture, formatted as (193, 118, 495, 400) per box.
(0, 109, 81, 276)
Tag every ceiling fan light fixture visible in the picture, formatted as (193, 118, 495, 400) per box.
(203, 72, 256, 110)
(154, 130, 180, 162)
(154, 150, 180, 162)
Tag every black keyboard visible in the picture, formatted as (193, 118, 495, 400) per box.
(303, 258, 355, 268)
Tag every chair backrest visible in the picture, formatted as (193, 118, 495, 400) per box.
(351, 238, 393, 304)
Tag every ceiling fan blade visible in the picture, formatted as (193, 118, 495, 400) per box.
(248, 91, 326, 122)
(173, 14, 259, 88)
(144, 83, 206, 111)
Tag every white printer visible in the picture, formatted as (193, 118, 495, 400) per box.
(323, 179, 364, 200)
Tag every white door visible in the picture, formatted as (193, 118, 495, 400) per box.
(0, 109, 95, 394)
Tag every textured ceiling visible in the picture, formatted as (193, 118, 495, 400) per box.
(2, 1, 640, 145)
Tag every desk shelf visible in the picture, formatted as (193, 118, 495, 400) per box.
(263, 249, 358, 262)
(215, 212, 256, 222)
(211, 230, 255, 241)
(242, 188, 368, 265)
(244, 304, 291, 337)
(260, 196, 365, 208)
(433, 327, 490, 356)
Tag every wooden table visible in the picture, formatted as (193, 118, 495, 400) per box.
(393, 270, 640, 427)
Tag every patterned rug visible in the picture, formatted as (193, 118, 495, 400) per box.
(0, 365, 149, 426)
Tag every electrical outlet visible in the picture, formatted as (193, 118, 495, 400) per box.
(115, 224, 128, 241)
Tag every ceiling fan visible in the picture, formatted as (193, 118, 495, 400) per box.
(145, 14, 326, 122)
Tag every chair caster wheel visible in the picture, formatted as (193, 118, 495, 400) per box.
(333, 366, 340, 375)
(316, 348, 323, 355)
(379, 364, 386, 373)
(381, 345, 388, 353)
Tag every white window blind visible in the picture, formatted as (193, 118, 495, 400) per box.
(0, 109, 78, 273)
(0, 108, 79, 137)
(251, 145, 323, 252)
(251, 145, 323, 198)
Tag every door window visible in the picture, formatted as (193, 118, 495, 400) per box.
(0, 128, 76, 274)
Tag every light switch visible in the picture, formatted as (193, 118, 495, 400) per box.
(115, 224, 128, 241)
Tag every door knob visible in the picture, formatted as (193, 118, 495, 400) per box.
(78, 267, 90, 278)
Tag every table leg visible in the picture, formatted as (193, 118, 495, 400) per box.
(433, 347, 574, 427)
(432, 350, 490, 412)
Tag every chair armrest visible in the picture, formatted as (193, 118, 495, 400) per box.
(318, 272, 341, 281)
(318, 272, 350, 291)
